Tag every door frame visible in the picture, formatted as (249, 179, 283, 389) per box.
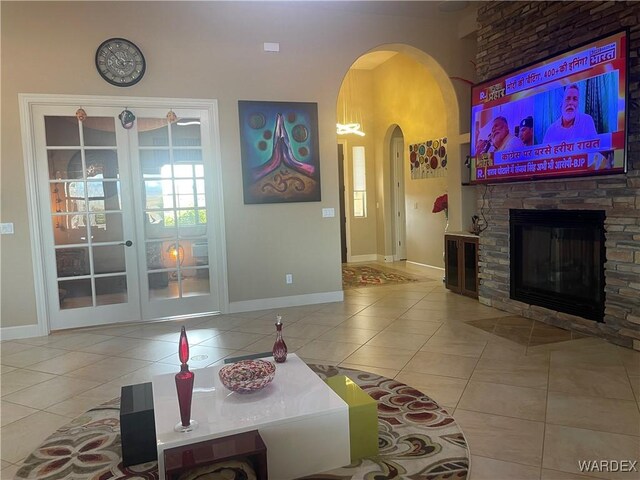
(391, 135, 407, 261)
(19, 93, 229, 335)
(337, 139, 353, 263)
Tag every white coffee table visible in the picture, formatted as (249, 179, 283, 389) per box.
(151, 354, 350, 479)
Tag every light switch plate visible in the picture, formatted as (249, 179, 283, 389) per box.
(322, 208, 335, 218)
(264, 42, 280, 52)
(0, 223, 14, 235)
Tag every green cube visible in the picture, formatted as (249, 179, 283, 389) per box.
(325, 375, 379, 461)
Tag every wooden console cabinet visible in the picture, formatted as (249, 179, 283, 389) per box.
(444, 233, 479, 298)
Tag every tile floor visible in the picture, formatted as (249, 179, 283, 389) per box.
(1, 262, 639, 479)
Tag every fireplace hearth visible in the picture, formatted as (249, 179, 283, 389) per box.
(510, 209, 605, 322)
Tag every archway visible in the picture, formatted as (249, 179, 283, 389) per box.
(336, 45, 465, 270)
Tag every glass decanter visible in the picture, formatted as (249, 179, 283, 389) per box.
(174, 326, 197, 432)
(272, 315, 288, 363)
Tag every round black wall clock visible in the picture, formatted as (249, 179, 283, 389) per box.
(95, 38, 146, 87)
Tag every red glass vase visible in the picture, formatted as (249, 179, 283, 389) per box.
(272, 315, 288, 363)
(174, 326, 197, 432)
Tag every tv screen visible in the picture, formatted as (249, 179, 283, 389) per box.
(470, 30, 628, 184)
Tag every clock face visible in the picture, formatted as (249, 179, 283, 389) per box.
(95, 38, 145, 87)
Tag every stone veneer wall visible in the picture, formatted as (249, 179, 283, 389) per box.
(475, 1, 640, 350)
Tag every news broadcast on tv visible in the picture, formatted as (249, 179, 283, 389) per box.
(470, 30, 628, 184)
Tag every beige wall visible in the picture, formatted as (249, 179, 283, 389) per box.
(372, 54, 448, 267)
(1, 1, 474, 329)
(336, 69, 377, 258)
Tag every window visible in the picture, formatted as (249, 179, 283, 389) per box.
(352, 146, 367, 217)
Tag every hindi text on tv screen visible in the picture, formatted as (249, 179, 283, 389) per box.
(470, 30, 627, 184)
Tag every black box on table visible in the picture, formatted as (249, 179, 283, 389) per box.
(120, 382, 158, 467)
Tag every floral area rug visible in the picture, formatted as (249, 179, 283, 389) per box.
(342, 265, 418, 289)
(15, 365, 469, 480)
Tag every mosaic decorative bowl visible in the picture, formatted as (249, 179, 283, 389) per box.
(219, 359, 276, 394)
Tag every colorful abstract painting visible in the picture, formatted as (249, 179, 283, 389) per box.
(409, 137, 448, 179)
(238, 101, 321, 204)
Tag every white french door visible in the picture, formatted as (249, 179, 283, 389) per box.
(27, 98, 226, 330)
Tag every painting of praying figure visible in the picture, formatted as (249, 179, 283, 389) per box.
(238, 100, 321, 204)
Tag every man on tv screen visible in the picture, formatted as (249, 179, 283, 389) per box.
(542, 84, 597, 143)
(519, 116, 534, 146)
(476, 116, 524, 153)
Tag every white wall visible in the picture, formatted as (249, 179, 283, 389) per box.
(1, 1, 475, 329)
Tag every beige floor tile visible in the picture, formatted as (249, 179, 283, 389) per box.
(106, 362, 180, 387)
(540, 469, 608, 480)
(197, 331, 265, 350)
(387, 290, 429, 300)
(357, 305, 408, 318)
(116, 339, 185, 362)
(1, 342, 37, 355)
(314, 303, 366, 316)
(458, 381, 547, 421)
(372, 298, 420, 309)
(0, 410, 69, 463)
(470, 455, 540, 480)
(543, 424, 640, 479)
(242, 336, 308, 354)
(1, 346, 68, 368)
(294, 313, 350, 327)
(421, 337, 487, 358)
(0, 369, 56, 396)
(399, 308, 451, 322)
(472, 353, 549, 390)
(617, 347, 640, 376)
(338, 363, 399, 379)
(549, 364, 635, 401)
(158, 345, 235, 369)
(65, 357, 152, 382)
(343, 345, 415, 370)
(339, 315, 396, 331)
(403, 351, 478, 379)
(546, 391, 640, 436)
(0, 401, 38, 427)
(1, 463, 20, 478)
(78, 336, 146, 356)
(231, 319, 281, 335)
(629, 375, 640, 402)
(275, 323, 334, 339)
(296, 340, 361, 364)
(317, 327, 379, 344)
(394, 371, 467, 407)
(27, 351, 107, 375)
(45, 394, 113, 418)
(197, 316, 252, 330)
(366, 330, 431, 351)
(1, 376, 101, 409)
(40, 332, 115, 351)
(382, 319, 442, 336)
(551, 349, 623, 368)
(0, 365, 17, 375)
(454, 409, 545, 467)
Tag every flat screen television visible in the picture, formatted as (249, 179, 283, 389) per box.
(469, 30, 628, 184)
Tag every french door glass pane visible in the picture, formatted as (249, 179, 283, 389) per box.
(93, 245, 126, 274)
(139, 116, 209, 299)
(45, 116, 129, 309)
(58, 279, 92, 309)
(83, 118, 116, 146)
(56, 248, 90, 277)
(48, 150, 81, 179)
(95, 276, 128, 306)
(45, 116, 79, 146)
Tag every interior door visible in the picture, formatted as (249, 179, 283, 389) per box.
(31, 103, 221, 330)
(33, 105, 141, 329)
(130, 108, 219, 320)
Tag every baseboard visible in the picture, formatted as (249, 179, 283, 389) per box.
(229, 291, 344, 313)
(406, 261, 445, 273)
(348, 254, 378, 263)
(0, 324, 46, 341)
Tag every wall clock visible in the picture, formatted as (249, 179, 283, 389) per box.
(95, 38, 145, 87)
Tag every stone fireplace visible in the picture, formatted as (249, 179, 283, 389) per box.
(509, 209, 605, 322)
(477, 177, 639, 350)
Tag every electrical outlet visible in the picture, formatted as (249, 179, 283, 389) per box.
(285, 274, 293, 284)
(0, 223, 14, 235)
